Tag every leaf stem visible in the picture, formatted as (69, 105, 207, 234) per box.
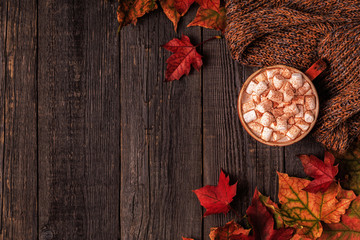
(195, 35, 222, 48)
(230, 207, 245, 221)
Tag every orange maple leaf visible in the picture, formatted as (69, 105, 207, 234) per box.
(159, 0, 181, 32)
(277, 172, 355, 239)
(117, 0, 158, 30)
(320, 196, 360, 239)
(188, 7, 226, 32)
(209, 220, 251, 240)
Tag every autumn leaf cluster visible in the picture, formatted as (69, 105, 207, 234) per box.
(117, 0, 226, 33)
(184, 145, 360, 240)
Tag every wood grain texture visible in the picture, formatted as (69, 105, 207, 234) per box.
(0, 1, 6, 233)
(0, 1, 329, 239)
(120, 7, 202, 240)
(202, 29, 284, 235)
(38, 1, 120, 239)
(284, 136, 324, 178)
(0, 0, 38, 239)
(202, 29, 247, 234)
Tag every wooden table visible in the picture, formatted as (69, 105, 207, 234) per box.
(0, 1, 324, 239)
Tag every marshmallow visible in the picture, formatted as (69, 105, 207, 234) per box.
(296, 119, 310, 131)
(304, 111, 315, 123)
(256, 73, 267, 82)
(278, 136, 291, 142)
(272, 132, 285, 142)
(297, 82, 311, 95)
(295, 105, 304, 118)
(287, 125, 301, 139)
(305, 90, 313, 95)
(243, 110, 257, 123)
(261, 127, 273, 141)
(252, 93, 261, 104)
(256, 99, 273, 113)
(284, 103, 299, 116)
(272, 108, 284, 118)
(288, 117, 295, 125)
(266, 69, 280, 79)
(293, 96, 304, 105)
(283, 88, 294, 102)
(289, 73, 304, 89)
(281, 68, 292, 79)
(282, 82, 295, 92)
(260, 112, 275, 127)
(254, 81, 268, 95)
(267, 90, 283, 103)
(248, 122, 263, 137)
(277, 102, 290, 108)
(273, 75, 285, 89)
(246, 81, 258, 94)
(276, 117, 288, 131)
(305, 95, 316, 110)
(242, 101, 255, 113)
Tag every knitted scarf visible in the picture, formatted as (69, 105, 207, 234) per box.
(225, 0, 360, 152)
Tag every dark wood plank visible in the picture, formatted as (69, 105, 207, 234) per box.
(120, 8, 202, 240)
(202, 28, 284, 235)
(38, 1, 120, 239)
(202, 29, 246, 233)
(0, 0, 38, 239)
(284, 136, 324, 177)
(0, 1, 6, 233)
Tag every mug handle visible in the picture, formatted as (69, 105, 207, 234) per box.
(305, 59, 327, 81)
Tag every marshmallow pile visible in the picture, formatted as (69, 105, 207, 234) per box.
(241, 67, 317, 143)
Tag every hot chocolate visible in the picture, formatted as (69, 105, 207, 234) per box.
(239, 66, 318, 145)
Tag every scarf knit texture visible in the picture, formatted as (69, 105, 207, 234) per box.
(225, 0, 360, 153)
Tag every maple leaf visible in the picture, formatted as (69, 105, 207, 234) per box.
(193, 170, 237, 217)
(246, 188, 295, 240)
(320, 196, 360, 239)
(174, 0, 195, 15)
(117, 0, 158, 30)
(162, 35, 203, 82)
(337, 139, 360, 194)
(209, 220, 251, 240)
(195, 0, 220, 12)
(188, 7, 226, 32)
(257, 191, 285, 229)
(159, 0, 181, 32)
(182, 237, 195, 240)
(298, 152, 338, 193)
(277, 172, 356, 239)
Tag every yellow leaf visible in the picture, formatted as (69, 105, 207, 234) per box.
(278, 172, 355, 239)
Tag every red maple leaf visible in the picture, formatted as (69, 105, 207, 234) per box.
(246, 188, 295, 240)
(174, 0, 195, 15)
(193, 170, 237, 217)
(162, 35, 203, 81)
(299, 152, 338, 193)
